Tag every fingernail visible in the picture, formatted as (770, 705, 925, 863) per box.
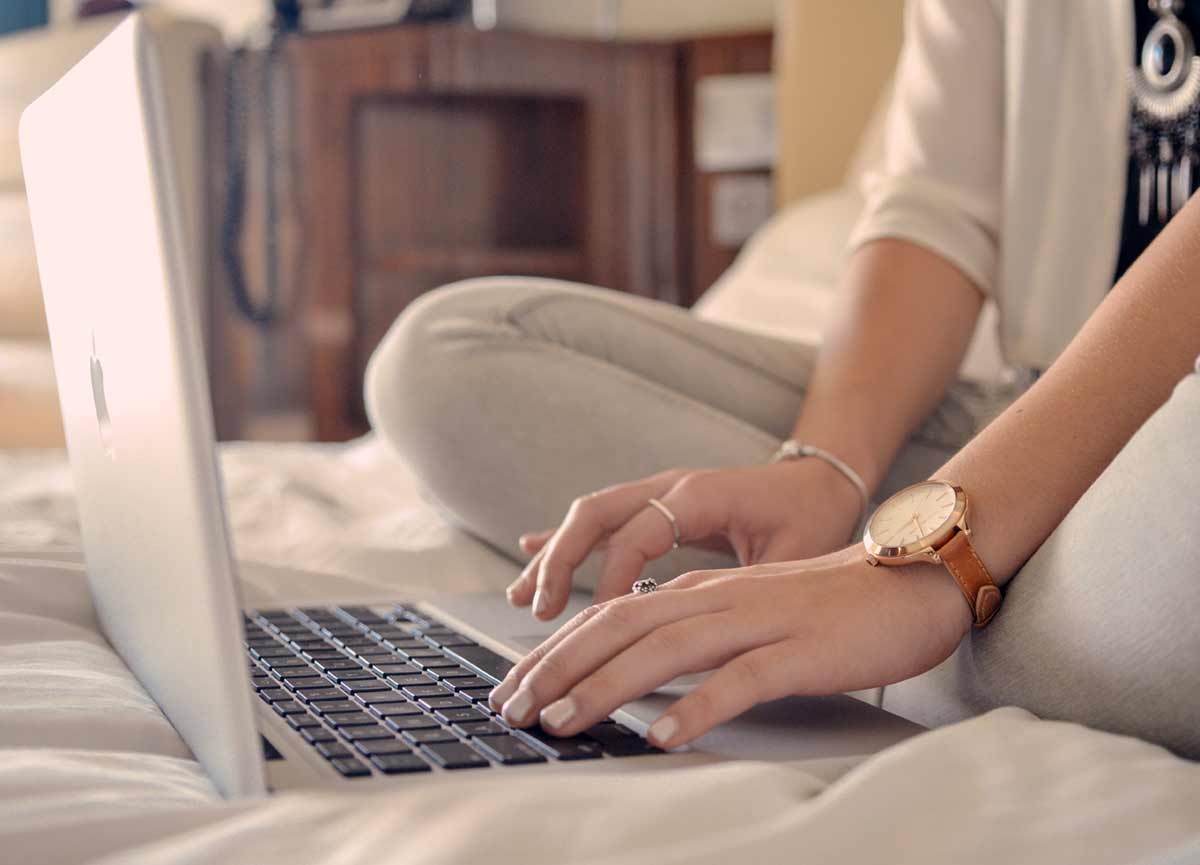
(505, 583, 520, 604)
(503, 688, 535, 725)
(533, 589, 549, 618)
(489, 677, 517, 710)
(540, 697, 576, 731)
(647, 715, 678, 747)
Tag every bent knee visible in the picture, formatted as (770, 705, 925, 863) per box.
(363, 276, 577, 461)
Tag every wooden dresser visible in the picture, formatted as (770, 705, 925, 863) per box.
(209, 23, 770, 441)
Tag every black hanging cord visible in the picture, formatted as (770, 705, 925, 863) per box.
(220, 26, 286, 327)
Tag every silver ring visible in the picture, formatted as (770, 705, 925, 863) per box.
(632, 578, 659, 594)
(646, 498, 681, 550)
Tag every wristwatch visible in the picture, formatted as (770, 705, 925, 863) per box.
(861, 480, 1002, 628)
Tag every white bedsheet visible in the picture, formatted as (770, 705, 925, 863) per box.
(1, 439, 1197, 865)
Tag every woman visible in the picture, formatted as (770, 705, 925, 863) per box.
(365, 0, 1200, 756)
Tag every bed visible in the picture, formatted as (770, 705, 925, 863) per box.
(3, 437, 1199, 865)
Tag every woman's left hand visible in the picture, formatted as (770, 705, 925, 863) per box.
(487, 547, 973, 749)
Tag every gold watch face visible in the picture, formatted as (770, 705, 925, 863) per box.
(863, 480, 966, 563)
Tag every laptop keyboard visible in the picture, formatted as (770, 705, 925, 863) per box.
(244, 604, 660, 778)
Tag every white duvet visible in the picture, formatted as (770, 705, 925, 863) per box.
(1, 439, 1197, 865)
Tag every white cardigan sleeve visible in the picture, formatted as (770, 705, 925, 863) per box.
(848, 0, 1004, 298)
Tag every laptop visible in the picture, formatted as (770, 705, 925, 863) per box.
(19, 13, 923, 798)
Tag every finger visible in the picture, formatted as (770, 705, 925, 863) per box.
(533, 475, 679, 620)
(488, 582, 725, 712)
(518, 529, 554, 555)
(506, 545, 548, 607)
(644, 642, 797, 749)
(591, 474, 732, 603)
(528, 611, 769, 736)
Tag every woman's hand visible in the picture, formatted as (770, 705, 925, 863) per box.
(509, 458, 866, 620)
(488, 548, 972, 749)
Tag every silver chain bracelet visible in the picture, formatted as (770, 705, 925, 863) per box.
(770, 439, 870, 543)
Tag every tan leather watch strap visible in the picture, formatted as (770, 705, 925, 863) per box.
(938, 530, 1002, 628)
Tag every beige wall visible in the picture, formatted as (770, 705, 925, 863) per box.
(774, 0, 904, 204)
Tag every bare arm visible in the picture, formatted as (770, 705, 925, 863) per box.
(790, 238, 985, 493)
(940, 195, 1200, 585)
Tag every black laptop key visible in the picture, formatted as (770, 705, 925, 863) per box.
(252, 646, 295, 659)
(264, 657, 308, 670)
(384, 715, 440, 732)
(310, 699, 355, 715)
(296, 687, 346, 703)
(456, 687, 495, 703)
(387, 674, 432, 688)
(342, 680, 391, 694)
(410, 657, 459, 670)
(371, 753, 431, 774)
(303, 650, 345, 661)
(373, 663, 418, 675)
(453, 720, 511, 738)
(363, 691, 410, 705)
(271, 700, 309, 717)
(516, 727, 604, 761)
(315, 659, 361, 672)
(472, 735, 547, 765)
(402, 727, 458, 745)
(340, 640, 381, 652)
(250, 674, 273, 689)
(302, 728, 337, 744)
(259, 688, 290, 703)
(356, 738, 412, 756)
(324, 712, 379, 728)
(419, 741, 490, 769)
(442, 645, 515, 684)
(400, 648, 442, 660)
(445, 675, 494, 690)
(328, 669, 378, 683)
(340, 724, 396, 743)
(282, 676, 327, 691)
(435, 706, 491, 725)
(402, 685, 446, 699)
(316, 741, 354, 760)
(330, 757, 372, 778)
(371, 703, 425, 718)
(420, 695, 470, 711)
(358, 654, 400, 666)
(338, 605, 388, 624)
(584, 723, 660, 757)
(287, 714, 323, 731)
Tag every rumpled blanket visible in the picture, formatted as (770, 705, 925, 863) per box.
(1, 440, 1197, 865)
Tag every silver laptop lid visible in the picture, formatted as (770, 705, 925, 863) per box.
(20, 13, 265, 798)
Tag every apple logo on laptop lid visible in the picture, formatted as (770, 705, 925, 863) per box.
(90, 333, 116, 460)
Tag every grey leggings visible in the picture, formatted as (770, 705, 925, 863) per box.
(365, 277, 1200, 758)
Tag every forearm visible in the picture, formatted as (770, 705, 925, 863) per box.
(937, 197, 1200, 585)
(791, 239, 984, 492)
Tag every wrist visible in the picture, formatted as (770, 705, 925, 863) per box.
(853, 550, 974, 645)
(771, 456, 864, 532)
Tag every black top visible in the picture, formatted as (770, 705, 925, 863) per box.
(1114, 2, 1200, 281)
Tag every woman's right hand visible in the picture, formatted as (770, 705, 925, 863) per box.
(507, 457, 868, 620)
